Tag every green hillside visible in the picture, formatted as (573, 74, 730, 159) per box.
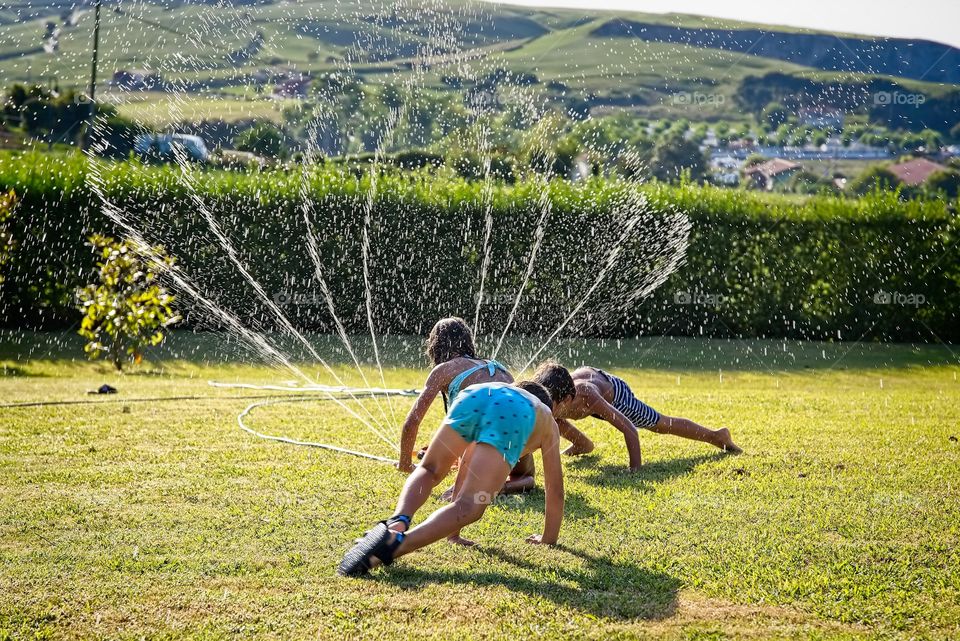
(1, 1, 955, 102)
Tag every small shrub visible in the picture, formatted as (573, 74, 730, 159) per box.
(76, 235, 179, 370)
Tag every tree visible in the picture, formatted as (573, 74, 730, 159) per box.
(2, 84, 95, 143)
(744, 153, 767, 168)
(787, 170, 838, 195)
(848, 165, 902, 196)
(761, 102, 790, 130)
(920, 128, 943, 152)
(926, 169, 960, 198)
(381, 83, 404, 111)
(649, 131, 707, 183)
(76, 235, 178, 371)
(233, 122, 286, 158)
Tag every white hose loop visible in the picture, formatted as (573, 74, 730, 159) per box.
(215, 381, 418, 464)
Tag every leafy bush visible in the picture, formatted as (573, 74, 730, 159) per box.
(0, 189, 16, 286)
(233, 122, 287, 158)
(75, 234, 178, 370)
(649, 132, 707, 183)
(0, 150, 957, 342)
(849, 165, 901, 196)
(787, 170, 839, 195)
(926, 170, 960, 199)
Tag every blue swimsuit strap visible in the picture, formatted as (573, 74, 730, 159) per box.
(447, 359, 509, 403)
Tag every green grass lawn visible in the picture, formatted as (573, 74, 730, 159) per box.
(1, 332, 959, 639)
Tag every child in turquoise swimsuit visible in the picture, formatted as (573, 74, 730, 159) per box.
(338, 380, 565, 577)
(398, 318, 536, 499)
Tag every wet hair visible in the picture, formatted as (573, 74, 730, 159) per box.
(425, 317, 478, 366)
(516, 381, 553, 410)
(531, 360, 576, 405)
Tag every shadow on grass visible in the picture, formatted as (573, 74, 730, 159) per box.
(4, 331, 958, 371)
(0, 364, 47, 377)
(122, 368, 169, 377)
(579, 453, 727, 490)
(491, 489, 601, 520)
(382, 544, 680, 620)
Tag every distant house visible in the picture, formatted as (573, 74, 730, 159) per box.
(888, 158, 949, 186)
(111, 69, 162, 90)
(711, 155, 741, 170)
(714, 172, 740, 186)
(744, 158, 801, 191)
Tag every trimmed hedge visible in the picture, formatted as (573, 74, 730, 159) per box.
(1, 150, 957, 342)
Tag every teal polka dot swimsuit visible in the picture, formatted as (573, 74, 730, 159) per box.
(444, 382, 538, 467)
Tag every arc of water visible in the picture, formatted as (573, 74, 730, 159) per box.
(519, 193, 691, 373)
(472, 130, 496, 336)
(358, 100, 423, 430)
(350, 21, 462, 429)
(171, 3, 396, 436)
(297, 117, 394, 429)
(491, 170, 555, 362)
(81, 136, 398, 450)
(166, 146, 395, 445)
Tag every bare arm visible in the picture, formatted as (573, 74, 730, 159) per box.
(397, 366, 446, 472)
(529, 417, 563, 545)
(588, 391, 642, 470)
(557, 417, 590, 447)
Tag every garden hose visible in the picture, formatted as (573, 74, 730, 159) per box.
(1, 381, 419, 465)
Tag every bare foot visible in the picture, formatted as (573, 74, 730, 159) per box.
(447, 534, 477, 547)
(562, 440, 595, 456)
(715, 428, 743, 454)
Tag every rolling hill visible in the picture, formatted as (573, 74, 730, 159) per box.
(0, 0, 957, 127)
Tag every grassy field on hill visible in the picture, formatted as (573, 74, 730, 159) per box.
(2, 0, 955, 127)
(1, 332, 958, 639)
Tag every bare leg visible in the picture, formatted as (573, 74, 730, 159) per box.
(501, 453, 536, 495)
(372, 444, 510, 566)
(445, 444, 478, 546)
(391, 425, 469, 533)
(653, 415, 742, 453)
(558, 418, 595, 456)
(502, 475, 535, 494)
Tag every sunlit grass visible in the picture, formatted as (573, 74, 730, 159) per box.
(1, 333, 958, 639)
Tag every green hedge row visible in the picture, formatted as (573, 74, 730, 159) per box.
(1, 150, 957, 343)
